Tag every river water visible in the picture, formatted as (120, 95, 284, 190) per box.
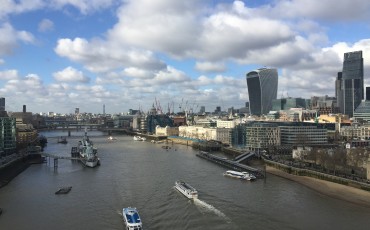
(0, 130, 370, 230)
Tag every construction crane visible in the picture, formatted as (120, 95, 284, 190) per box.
(179, 98, 184, 113)
(154, 97, 163, 114)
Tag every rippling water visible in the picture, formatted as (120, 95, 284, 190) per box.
(1, 130, 370, 230)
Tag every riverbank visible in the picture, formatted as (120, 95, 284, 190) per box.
(266, 166, 370, 208)
(0, 155, 43, 189)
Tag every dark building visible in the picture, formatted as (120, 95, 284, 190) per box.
(338, 51, 364, 117)
(366, 87, 370, 101)
(246, 68, 278, 116)
(0, 97, 5, 111)
(144, 114, 174, 134)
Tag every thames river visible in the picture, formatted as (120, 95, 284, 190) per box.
(0, 130, 370, 230)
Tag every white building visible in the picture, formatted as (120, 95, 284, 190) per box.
(178, 126, 217, 140)
(155, 126, 179, 136)
(216, 120, 235, 128)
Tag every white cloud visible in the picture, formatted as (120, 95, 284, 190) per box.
(53, 66, 90, 83)
(195, 62, 226, 73)
(0, 69, 19, 80)
(0, 0, 44, 19)
(271, 0, 370, 21)
(38, 18, 54, 32)
(55, 37, 166, 73)
(0, 23, 34, 56)
(50, 0, 119, 15)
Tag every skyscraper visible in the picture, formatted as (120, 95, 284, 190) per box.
(339, 51, 364, 117)
(0, 98, 5, 111)
(246, 68, 278, 116)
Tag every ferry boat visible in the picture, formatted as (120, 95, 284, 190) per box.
(133, 136, 142, 141)
(122, 207, 143, 230)
(175, 181, 198, 199)
(78, 130, 100, 168)
(107, 136, 117, 141)
(223, 170, 256, 181)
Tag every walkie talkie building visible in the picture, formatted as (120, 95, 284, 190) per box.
(246, 68, 278, 116)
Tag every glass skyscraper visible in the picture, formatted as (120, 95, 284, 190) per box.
(246, 68, 278, 116)
(337, 51, 364, 117)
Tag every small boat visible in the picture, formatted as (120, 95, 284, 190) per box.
(223, 170, 256, 181)
(133, 136, 146, 141)
(57, 136, 68, 144)
(122, 207, 143, 230)
(107, 136, 117, 141)
(55, 186, 72, 195)
(175, 181, 198, 199)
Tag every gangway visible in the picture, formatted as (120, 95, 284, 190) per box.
(40, 152, 81, 170)
(234, 152, 255, 163)
(196, 151, 264, 178)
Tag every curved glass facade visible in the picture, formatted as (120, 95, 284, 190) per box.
(246, 68, 278, 116)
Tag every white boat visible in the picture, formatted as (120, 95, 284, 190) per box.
(78, 130, 100, 168)
(175, 181, 198, 199)
(107, 136, 117, 141)
(133, 136, 146, 141)
(122, 207, 143, 230)
(223, 170, 256, 181)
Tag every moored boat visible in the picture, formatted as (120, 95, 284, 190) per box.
(55, 186, 72, 195)
(223, 170, 256, 180)
(78, 129, 100, 168)
(133, 136, 142, 141)
(107, 136, 117, 141)
(122, 207, 143, 230)
(175, 181, 198, 199)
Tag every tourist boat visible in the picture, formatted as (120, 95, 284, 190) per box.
(107, 136, 117, 141)
(133, 136, 146, 141)
(55, 186, 72, 195)
(223, 170, 256, 181)
(175, 181, 198, 199)
(122, 207, 143, 230)
(78, 129, 100, 168)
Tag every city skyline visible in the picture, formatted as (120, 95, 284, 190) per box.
(0, 0, 370, 114)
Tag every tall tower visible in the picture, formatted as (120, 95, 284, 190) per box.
(246, 68, 278, 116)
(0, 98, 5, 111)
(339, 51, 363, 117)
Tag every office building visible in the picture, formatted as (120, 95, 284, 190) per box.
(246, 68, 278, 116)
(272, 97, 307, 111)
(338, 51, 364, 117)
(0, 98, 5, 111)
(366, 87, 370, 101)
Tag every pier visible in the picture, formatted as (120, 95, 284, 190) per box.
(41, 151, 81, 170)
(196, 151, 264, 178)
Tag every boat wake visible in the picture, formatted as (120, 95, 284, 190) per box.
(193, 198, 230, 222)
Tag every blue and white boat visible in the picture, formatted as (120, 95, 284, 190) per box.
(122, 207, 143, 230)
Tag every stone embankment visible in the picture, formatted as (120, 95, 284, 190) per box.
(263, 158, 370, 192)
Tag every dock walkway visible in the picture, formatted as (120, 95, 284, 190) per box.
(196, 151, 264, 178)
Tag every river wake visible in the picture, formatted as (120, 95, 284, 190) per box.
(193, 198, 230, 222)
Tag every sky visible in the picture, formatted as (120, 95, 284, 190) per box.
(0, 0, 370, 114)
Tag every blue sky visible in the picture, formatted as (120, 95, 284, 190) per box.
(0, 0, 370, 114)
